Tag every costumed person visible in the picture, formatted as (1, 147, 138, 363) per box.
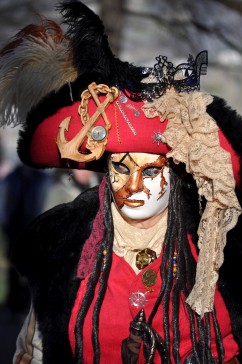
(0, 2, 241, 363)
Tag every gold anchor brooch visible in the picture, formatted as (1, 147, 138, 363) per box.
(56, 82, 119, 163)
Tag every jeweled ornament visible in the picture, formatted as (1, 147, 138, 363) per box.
(136, 248, 157, 270)
(129, 291, 147, 308)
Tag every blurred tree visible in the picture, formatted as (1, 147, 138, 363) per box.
(0, 0, 242, 109)
(216, 0, 242, 13)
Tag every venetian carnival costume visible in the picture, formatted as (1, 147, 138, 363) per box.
(0, 2, 242, 364)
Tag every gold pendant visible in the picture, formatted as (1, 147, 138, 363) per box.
(142, 269, 157, 287)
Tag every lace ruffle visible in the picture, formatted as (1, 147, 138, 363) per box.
(142, 88, 242, 316)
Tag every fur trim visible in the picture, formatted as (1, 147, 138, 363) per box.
(207, 96, 242, 188)
(0, 18, 77, 127)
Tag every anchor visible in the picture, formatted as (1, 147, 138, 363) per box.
(56, 82, 119, 163)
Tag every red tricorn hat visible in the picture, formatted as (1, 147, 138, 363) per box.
(16, 80, 241, 189)
(24, 82, 169, 172)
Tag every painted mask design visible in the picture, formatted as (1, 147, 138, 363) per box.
(108, 152, 170, 220)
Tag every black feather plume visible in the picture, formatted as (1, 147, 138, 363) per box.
(56, 1, 145, 92)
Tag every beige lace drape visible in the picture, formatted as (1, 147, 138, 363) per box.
(142, 88, 242, 316)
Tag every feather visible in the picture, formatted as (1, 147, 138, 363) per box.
(0, 1, 145, 127)
(57, 1, 113, 75)
(0, 18, 77, 127)
(57, 1, 145, 90)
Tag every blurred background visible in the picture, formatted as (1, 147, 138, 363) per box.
(0, 0, 242, 363)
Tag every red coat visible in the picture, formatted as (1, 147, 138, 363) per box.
(69, 250, 239, 363)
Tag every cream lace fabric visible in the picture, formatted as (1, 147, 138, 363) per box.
(142, 87, 242, 316)
(111, 203, 168, 274)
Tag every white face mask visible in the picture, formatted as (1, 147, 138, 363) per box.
(108, 152, 170, 220)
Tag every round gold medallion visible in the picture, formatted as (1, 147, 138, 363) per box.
(142, 269, 157, 287)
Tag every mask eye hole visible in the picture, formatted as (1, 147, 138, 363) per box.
(112, 162, 130, 175)
(142, 167, 161, 177)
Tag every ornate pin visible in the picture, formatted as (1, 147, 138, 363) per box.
(91, 126, 107, 141)
(125, 104, 140, 116)
(142, 269, 157, 287)
(119, 91, 128, 103)
(136, 248, 157, 270)
(152, 131, 164, 145)
(129, 291, 147, 308)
